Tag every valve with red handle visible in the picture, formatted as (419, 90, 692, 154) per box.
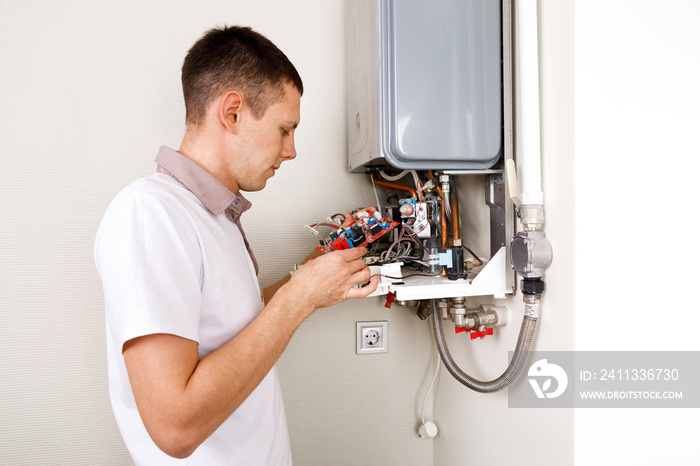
(455, 326, 494, 340)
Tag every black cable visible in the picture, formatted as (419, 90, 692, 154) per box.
(383, 269, 443, 280)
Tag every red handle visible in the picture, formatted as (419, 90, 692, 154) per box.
(384, 291, 395, 308)
(455, 327, 493, 339)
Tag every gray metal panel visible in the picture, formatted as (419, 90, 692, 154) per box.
(501, 0, 515, 294)
(382, 0, 502, 170)
(346, 0, 503, 172)
(346, 0, 383, 172)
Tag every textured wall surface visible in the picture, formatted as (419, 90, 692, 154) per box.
(433, 1, 576, 464)
(0, 1, 433, 465)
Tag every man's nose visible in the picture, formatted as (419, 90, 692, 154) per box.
(282, 136, 296, 160)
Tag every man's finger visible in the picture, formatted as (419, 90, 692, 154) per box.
(347, 260, 371, 280)
(335, 246, 368, 261)
(347, 252, 374, 272)
(346, 277, 379, 299)
(340, 212, 354, 228)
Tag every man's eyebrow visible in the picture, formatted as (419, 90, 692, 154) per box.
(283, 120, 299, 129)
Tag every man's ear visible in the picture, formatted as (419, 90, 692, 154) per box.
(219, 91, 243, 133)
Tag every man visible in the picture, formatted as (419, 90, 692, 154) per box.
(95, 25, 378, 465)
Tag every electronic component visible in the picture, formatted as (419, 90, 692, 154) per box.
(384, 196, 438, 239)
(315, 211, 399, 254)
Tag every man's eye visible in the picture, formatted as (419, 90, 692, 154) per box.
(281, 129, 290, 136)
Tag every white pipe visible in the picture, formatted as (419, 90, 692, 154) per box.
(516, 0, 543, 206)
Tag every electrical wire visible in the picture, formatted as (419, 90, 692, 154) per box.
(421, 353, 441, 425)
(411, 260, 430, 268)
(379, 225, 402, 262)
(371, 174, 382, 213)
(370, 269, 443, 281)
(304, 222, 344, 235)
(379, 169, 420, 187)
(390, 271, 442, 279)
(310, 222, 343, 229)
(379, 224, 422, 262)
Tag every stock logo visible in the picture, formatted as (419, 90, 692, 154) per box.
(528, 359, 568, 399)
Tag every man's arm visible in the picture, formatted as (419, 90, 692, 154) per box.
(262, 249, 321, 304)
(123, 246, 378, 459)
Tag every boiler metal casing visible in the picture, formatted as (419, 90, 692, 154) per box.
(346, 0, 504, 172)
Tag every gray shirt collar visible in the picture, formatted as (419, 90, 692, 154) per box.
(154, 145, 258, 275)
(155, 145, 252, 221)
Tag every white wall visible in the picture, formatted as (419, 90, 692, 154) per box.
(575, 1, 700, 464)
(0, 1, 433, 464)
(433, 1, 575, 465)
(5, 1, 697, 465)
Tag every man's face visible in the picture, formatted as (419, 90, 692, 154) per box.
(231, 83, 301, 192)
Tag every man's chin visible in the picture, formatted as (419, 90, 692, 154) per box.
(239, 181, 267, 193)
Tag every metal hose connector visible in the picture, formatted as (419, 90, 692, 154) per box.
(431, 299, 537, 393)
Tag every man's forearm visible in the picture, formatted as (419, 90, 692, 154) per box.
(263, 249, 322, 304)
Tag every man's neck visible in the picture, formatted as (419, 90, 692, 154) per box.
(179, 126, 240, 194)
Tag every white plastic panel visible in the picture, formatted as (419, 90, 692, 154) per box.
(373, 247, 510, 301)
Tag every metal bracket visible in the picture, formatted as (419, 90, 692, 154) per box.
(485, 173, 506, 259)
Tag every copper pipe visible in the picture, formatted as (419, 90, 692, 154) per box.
(451, 190, 461, 241)
(463, 245, 484, 267)
(371, 173, 417, 198)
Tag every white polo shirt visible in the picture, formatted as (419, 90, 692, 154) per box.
(95, 146, 291, 465)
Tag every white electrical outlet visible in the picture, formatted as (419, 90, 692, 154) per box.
(356, 321, 388, 354)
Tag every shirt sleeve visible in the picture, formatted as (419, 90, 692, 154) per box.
(95, 188, 203, 351)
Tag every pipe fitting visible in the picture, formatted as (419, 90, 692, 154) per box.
(439, 174, 450, 195)
(431, 299, 537, 393)
(438, 299, 451, 320)
(519, 204, 545, 232)
(510, 231, 552, 278)
(445, 301, 510, 330)
(450, 297, 467, 327)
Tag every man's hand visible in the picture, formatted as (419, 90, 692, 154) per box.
(262, 207, 380, 304)
(277, 246, 378, 315)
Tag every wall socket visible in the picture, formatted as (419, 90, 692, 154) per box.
(356, 321, 388, 354)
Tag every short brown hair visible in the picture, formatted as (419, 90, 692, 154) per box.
(181, 25, 303, 125)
